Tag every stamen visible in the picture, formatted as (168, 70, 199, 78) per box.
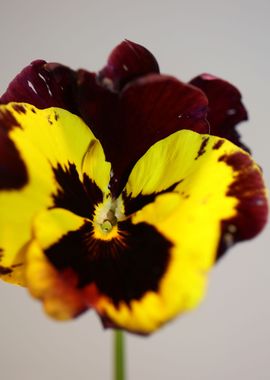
(101, 219, 113, 233)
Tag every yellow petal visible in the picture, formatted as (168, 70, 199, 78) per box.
(95, 130, 266, 334)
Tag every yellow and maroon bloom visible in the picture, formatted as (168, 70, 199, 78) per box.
(0, 41, 268, 334)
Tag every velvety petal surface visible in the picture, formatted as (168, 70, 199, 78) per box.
(0, 61, 77, 111)
(98, 40, 160, 92)
(94, 130, 267, 333)
(190, 74, 249, 151)
(0, 103, 101, 284)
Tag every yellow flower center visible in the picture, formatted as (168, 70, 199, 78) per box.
(93, 196, 124, 240)
(101, 219, 113, 233)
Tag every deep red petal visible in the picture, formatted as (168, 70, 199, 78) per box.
(98, 40, 160, 93)
(0, 61, 77, 112)
(74, 69, 119, 141)
(190, 74, 249, 151)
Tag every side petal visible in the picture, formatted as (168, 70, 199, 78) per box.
(0, 103, 96, 284)
(190, 74, 249, 151)
(0, 61, 77, 111)
(98, 39, 160, 92)
(124, 129, 267, 248)
(90, 130, 267, 334)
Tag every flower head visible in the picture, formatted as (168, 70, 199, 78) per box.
(0, 41, 267, 334)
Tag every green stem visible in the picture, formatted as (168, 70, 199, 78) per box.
(114, 330, 126, 380)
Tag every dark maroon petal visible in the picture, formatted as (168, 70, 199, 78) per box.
(98, 40, 160, 93)
(74, 69, 119, 142)
(190, 73, 249, 151)
(108, 74, 209, 193)
(0, 61, 77, 111)
(217, 152, 268, 259)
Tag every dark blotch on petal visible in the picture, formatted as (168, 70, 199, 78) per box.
(123, 181, 182, 216)
(98, 40, 160, 93)
(213, 139, 225, 150)
(45, 220, 171, 306)
(190, 74, 249, 151)
(0, 127, 28, 189)
(51, 162, 103, 218)
(0, 265, 12, 275)
(217, 152, 268, 259)
(12, 104, 26, 114)
(0, 108, 20, 130)
(195, 137, 209, 160)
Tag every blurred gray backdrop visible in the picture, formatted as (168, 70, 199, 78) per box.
(0, 0, 269, 379)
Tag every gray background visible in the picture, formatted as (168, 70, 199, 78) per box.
(0, 0, 269, 379)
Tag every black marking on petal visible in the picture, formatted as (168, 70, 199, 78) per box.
(123, 180, 182, 216)
(45, 220, 171, 306)
(12, 104, 26, 114)
(0, 109, 20, 130)
(180, 191, 190, 199)
(213, 140, 225, 150)
(0, 128, 28, 189)
(0, 265, 12, 275)
(195, 137, 209, 160)
(218, 154, 227, 162)
(11, 263, 23, 269)
(54, 112, 59, 121)
(47, 115, 53, 125)
(51, 162, 103, 218)
(31, 107, 37, 113)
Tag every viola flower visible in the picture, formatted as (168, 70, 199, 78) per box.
(0, 41, 267, 334)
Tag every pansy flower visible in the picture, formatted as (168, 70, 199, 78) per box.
(0, 41, 267, 334)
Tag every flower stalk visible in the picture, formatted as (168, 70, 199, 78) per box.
(114, 330, 126, 380)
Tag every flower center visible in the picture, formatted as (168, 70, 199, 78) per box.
(93, 196, 124, 239)
(101, 220, 113, 233)
(100, 209, 117, 233)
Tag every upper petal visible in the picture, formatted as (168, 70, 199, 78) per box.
(190, 74, 249, 151)
(98, 40, 160, 92)
(0, 60, 77, 111)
